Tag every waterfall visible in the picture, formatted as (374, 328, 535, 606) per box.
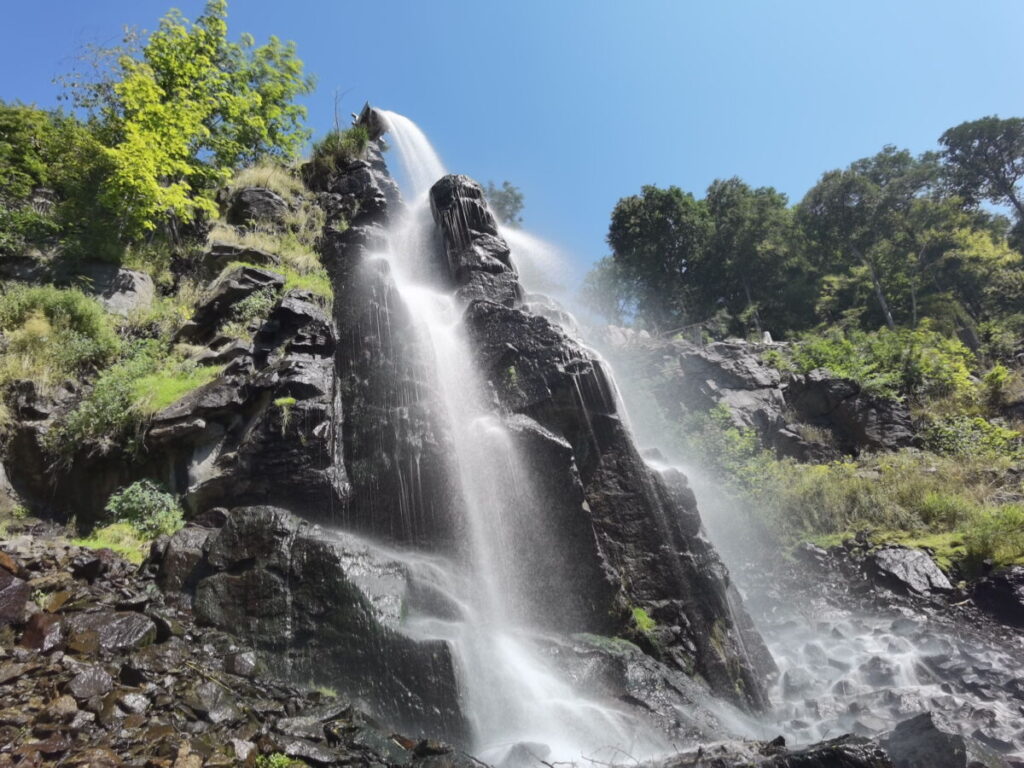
(372, 110, 663, 764)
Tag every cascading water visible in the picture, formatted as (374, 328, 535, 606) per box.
(370, 110, 669, 763)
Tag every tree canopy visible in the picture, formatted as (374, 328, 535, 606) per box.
(585, 123, 1024, 354)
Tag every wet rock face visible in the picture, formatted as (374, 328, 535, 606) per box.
(462, 298, 773, 711)
(972, 566, 1024, 627)
(412, 173, 774, 711)
(162, 506, 469, 743)
(429, 175, 522, 307)
(321, 151, 462, 549)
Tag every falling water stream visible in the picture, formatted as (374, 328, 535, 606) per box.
(371, 110, 667, 764)
(350, 109, 1023, 762)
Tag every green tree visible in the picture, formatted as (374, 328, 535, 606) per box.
(604, 185, 712, 330)
(797, 147, 939, 330)
(64, 0, 315, 238)
(699, 177, 808, 335)
(940, 116, 1024, 221)
(484, 180, 524, 226)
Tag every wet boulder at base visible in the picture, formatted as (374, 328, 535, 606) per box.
(160, 505, 469, 744)
(865, 546, 953, 596)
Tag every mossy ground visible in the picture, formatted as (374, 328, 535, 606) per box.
(72, 522, 150, 564)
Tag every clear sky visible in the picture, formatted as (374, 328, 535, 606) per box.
(3, 1, 1023, 281)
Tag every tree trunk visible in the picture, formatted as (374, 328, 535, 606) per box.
(857, 249, 896, 330)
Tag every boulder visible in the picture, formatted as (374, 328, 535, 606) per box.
(0, 567, 30, 625)
(865, 546, 953, 596)
(972, 566, 1024, 628)
(53, 262, 155, 317)
(226, 186, 289, 226)
(63, 611, 157, 653)
(177, 506, 469, 743)
(881, 712, 1011, 768)
(174, 265, 285, 344)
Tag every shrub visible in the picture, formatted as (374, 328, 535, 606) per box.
(306, 125, 370, 179)
(0, 284, 120, 390)
(770, 325, 976, 401)
(222, 285, 280, 339)
(105, 479, 183, 538)
(921, 415, 1023, 460)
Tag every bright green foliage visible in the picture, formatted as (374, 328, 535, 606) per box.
(69, 0, 314, 238)
(133, 362, 221, 414)
(72, 522, 151, 563)
(631, 607, 657, 633)
(105, 479, 184, 538)
(921, 415, 1023, 460)
(45, 339, 221, 457)
(255, 754, 305, 768)
(964, 504, 1024, 571)
(0, 285, 120, 390)
(769, 325, 975, 400)
(484, 180, 525, 226)
(0, 102, 119, 257)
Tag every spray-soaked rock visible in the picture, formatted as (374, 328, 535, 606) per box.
(972, 566, 1024, 627)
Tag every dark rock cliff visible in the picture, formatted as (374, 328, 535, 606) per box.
(429, 173, 775, 710)
(0, 135, 778, 735)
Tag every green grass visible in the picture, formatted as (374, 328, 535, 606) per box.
(72, 522, 150, 564)
(223, 260, 332, 303)
(133, 364, 222, 414)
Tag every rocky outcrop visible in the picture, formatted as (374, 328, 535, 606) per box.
(226, 186, 289, 227)
(598, 333, 918, 460)
(431, 174, 774, 711)
(0, 533, 477, 767)
(429, 174, 521, 306)
(156, 506, 469, 743)
(972, 566, 1024, 627)
(786, 370, 917, 456)
(3, 279, 345, 527)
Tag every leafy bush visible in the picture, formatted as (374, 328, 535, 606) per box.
(105, 479, 183, 538)
(769, 325, 976, 400)
(0, 284, 120, 390)
(921, 415, 1023, 460)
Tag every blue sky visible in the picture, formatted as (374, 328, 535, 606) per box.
(3, 1, 1022, 281)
